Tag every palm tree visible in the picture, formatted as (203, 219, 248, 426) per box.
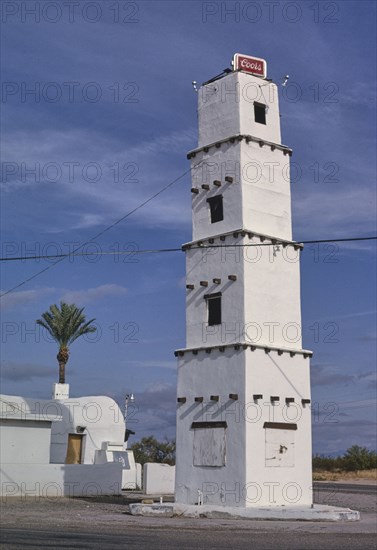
(37, 301, 96, 384)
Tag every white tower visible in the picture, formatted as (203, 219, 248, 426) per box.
(175, 56, 313, 508)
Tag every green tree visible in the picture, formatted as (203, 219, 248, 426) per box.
(130, 436, 176, 466)
(37, 301, 96, 384)
(343, 445, 377, 471)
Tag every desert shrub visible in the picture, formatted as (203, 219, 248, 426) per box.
(343, 446, 377, 471)
(313, 446, 377, 472)
(313, 454, 344, 472)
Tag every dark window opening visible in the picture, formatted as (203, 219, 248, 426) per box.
(207, 195, 223, 224)
(205, 292, 222, 326)
(254, 102, 266, 125)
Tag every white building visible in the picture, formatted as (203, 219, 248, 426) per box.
(0, 394, 139, 497)
(174, 57, 313, 508)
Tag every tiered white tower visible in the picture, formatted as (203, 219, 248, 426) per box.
(175, 58, 313, 508)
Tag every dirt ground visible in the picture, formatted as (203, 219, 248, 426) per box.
(312, 469, 377, 482)
(1, 486, 376, 534)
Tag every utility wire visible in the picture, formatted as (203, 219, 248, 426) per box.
(0, 163, 201, 298)
(0, 248, 182, 261)
(0, 237, 375, 262)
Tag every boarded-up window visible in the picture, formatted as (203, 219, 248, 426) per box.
(192, 421, 226, 467)
(264, 422, 296, 468)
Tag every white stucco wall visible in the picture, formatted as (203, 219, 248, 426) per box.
(244, 350, 312, 506)
(191, 141, 292, 243)
(175, 348, 312, 507)
(49, 396, 125, 464)
(143, 463, 175, 495)
(198, 72, 281, 147)
(1, 463, 123, 498)
(0, 395, 62, 467)
(243, 238, 302, 350)
(120, 449, 140, 490)
(0, 394, 133, 497)
(0, 420, 52, 464)
(185, 236, 245, 349)
(175, 66, 312, 509)
(184, 234, 302, 350)
(191, 143, 243, 241)
(175, 347, 247, 505)
(95, 447, 138, 489)
(0, 394, 125, 465)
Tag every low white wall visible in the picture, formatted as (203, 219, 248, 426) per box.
(122, 468, 136, 490)
(1, 463, 122, 498)
(136, 463, 142, 490)
(143, 463, 175, 495)
(122, 462, 142, 490)
(121, 449, 137, 490)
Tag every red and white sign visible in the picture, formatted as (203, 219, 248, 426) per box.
(233, 53, 267, 78)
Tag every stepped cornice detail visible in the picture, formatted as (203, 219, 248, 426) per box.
(187, 133, 292, 159)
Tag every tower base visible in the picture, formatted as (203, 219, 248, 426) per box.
(129, 502, 360, 521)
(52, 383, 69, 400)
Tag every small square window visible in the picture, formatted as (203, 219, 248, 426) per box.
(254, 102, 266, 125)
(205, 292, 222, 326)
(207, 195, 223, 224)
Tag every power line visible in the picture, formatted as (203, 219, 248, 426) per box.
(0, 236, 375, 262)
(0, 248, 182, 261)
(0, 162, 201, 298)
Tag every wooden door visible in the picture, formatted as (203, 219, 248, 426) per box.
(65, 434, 83, 464)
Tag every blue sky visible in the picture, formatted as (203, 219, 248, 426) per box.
(1, 0, 376, 455)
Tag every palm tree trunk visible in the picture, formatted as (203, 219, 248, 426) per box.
(58, 362, 66, 384)
(57, 347, 69, 384)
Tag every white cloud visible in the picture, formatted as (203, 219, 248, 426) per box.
(306, 310, 376, 324)
(0, 284, 128, 311)
(313, 417, 377, 455)
(144, 382, 174, 393)
(338, 398, 377, 410)
(311, 364, 355, 387)
(0, 287, 55, 311)
(61, 284, 127, 305)
(2, 126, 194, 232)
(293, 185, 376, 238)
(1, 361, 54, 382)
(127, 360, 176, 370)
(74, 213, 107, 229)
(340, 81, 377, 109)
